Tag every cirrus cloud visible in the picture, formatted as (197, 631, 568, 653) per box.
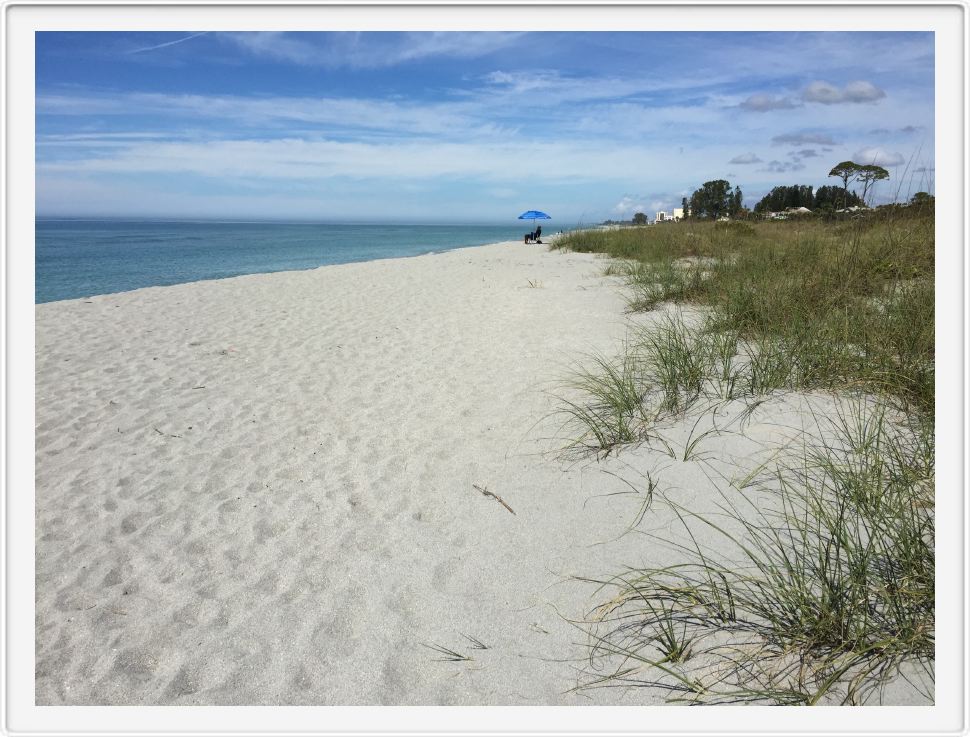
(220, 32, 525, 69)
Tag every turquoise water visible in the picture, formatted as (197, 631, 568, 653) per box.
(36, 220, 554, 303)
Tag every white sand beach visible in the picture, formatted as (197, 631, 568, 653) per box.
(35, 240, 932, 706)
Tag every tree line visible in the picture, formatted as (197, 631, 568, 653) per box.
(683, 180, 745, 220)
(676, 160, 893, 220)
(752, 185, 863, 214)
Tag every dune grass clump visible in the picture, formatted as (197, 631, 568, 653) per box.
(625, 261, 708, 312)
(578, 402, 934, 705)
(560, 347, 653, 453)
(638, 315, 712, 414)
(560, 316, 741, 454)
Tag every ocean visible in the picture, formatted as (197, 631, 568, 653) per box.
(35, 220, 554, 303)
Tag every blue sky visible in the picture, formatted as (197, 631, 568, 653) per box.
(36, 31, 935, 223)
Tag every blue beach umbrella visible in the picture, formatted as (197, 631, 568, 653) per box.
(517, 210, 552, 225)
(518, 210, 551, 240)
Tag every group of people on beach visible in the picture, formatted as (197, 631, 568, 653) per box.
(524, 225, 542, 244)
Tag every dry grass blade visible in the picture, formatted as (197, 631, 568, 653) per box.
(421, 642, 474, 662)
(462, 634, 489, 650)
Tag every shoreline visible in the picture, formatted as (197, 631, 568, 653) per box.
(37, 237, 563, 306)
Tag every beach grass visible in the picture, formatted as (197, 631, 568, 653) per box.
(557, 210, 933, 418)
(556, 209, 934, 704)
(576, 400, 934, 705)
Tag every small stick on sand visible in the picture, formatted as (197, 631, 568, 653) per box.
(472, 484, 515, 515)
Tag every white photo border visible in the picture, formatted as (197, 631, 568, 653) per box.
(4, 2, 966, 735)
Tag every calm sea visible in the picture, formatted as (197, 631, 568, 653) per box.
(35, 220, 553, 303)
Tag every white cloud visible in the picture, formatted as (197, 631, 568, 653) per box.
(219, 32, 524, 69)
(218, 32, 327, 66)
(771, 132, 840, 147)
(484, 70, 564, 93)
(852, 147, 906, 167)
(729, 153, 763, 164)
(802, 80, 886, 105)
(37, 136, 717, 185)
(36, 89, 733, 147)
(842, 80, 887, 103)
(36, 92, 486, 138)
(739, 94, 799, 112)
(481, 70, 659, 108)
(802, 81, 843, 104)
(612, 196, 647, 216)
(574, 101, 723, 137)
(758, 159, 805, 173)
(38, 131, 179, 147)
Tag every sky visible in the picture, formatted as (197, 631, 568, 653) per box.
(35, 31, 935, 223)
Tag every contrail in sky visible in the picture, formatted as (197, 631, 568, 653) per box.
(127, 31, 209, 54)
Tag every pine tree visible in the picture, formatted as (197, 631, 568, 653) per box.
(829, 161, 861, 209)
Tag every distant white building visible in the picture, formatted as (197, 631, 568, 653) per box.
(655, 208, 684, 224)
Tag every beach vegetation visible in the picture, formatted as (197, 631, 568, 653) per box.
(828, 161, 863, 209)
(752, 184, 868, 214)
(577, 400, 934, 704)
(825, 160, 890, 208)
(462, 634, 490, 650)
(422, 642, 475, 662)
(554, 205, 934, 704)
(555, 207, 933, 415)
(857, 164, 891, 205)
(910, 191, 934, 207)
(688, 179, 741, 220)
(814, 184, 864, 211)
